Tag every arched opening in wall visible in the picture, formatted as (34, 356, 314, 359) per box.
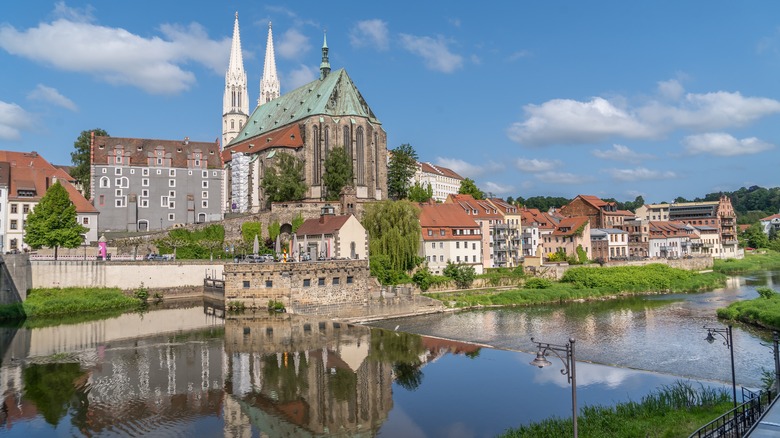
(313, 126, 320, 184)
(280, 223, 293, 235)
(138, 220, 149, 232)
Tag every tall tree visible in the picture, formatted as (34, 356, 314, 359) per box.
(25, 181, 87, 260)
(387, 144, 418, 200)
(70, 128, 108, 199)
(362, 200, 421, 278)
(261, 152, 307, 205)
(322, 146, 353, 201)
(408, 182, 433, 202)
(458, 177, 484, 200)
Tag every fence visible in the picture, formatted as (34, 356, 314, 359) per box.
(689, 387, 775, 437)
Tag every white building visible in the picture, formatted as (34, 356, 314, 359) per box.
(419, 202, 482, 275)
(590, 228, 629, 261)
(413, 162, 464, 203)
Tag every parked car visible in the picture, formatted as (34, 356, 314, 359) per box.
(146, 253, 165, 261)
(245, 254, 265, 263)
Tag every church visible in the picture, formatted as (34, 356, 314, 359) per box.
(221, 14, 388, 213)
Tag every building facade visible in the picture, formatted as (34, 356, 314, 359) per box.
(541, 216, 591, 260)
(446, 194, 504, 269)
(294, 205, 368, 261)
(590, 228, 629, 261)
(412, 162, 463, 203)
(91, 136, 224, 232)
(419, 202, 482, 275)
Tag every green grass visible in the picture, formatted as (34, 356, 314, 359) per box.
(425, 265, 726, 308)
(499, 381, 732, 438)
(713, 250, 780, 274)
(717, 288, 780, 330)
(0, 287, 140, 321)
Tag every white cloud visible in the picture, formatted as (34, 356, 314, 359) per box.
(52, 1, 94, 23)
(591, 144, 654, 164)
(507, 50, 531, 62)
(535, 171, 591, 185)
(483, 181, 513, 195)
(507, 81, 780, 147)
(682, 133, 774, 156)
(605, 167, 676, 182)
(350, 19, 389, 50)
(0, 101, 35, 140)
(515, 158, 561, 172)
(286, 64, 317, 90)
(0, 11, 230, 94)
(434, 157, 503, 178)
(27, 84, 77, 111)
(277, 28, 311, 60)
(400, 34, 463, 73)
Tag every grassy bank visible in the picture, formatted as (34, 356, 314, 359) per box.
(0, 287, 140, 321)
(500, 382, 732, 438)
(426, 264, 726, 308)
(713, 250, 780, 274)
(717, 287, 780, 330)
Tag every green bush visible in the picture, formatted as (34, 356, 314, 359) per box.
(717, 288, 780, 329)
(443, 262, 476, 289)
(412, 269, 434, 291)
(757, 287, 777, 300)
(525, 278, 553, 289)
(134, 283, 149, 303)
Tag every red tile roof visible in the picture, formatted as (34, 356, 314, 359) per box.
(552, 216, 589, 236)
(446, 194, 502, 220)
(761, 213, 780, 221)
(0, 150, 96, 213)
(419, 203, 480, 240)
(92, 136, 221, 169)
(488, 198, 519, 215)
(519, 207, 557, 229)
(296, 214, 352, 236)
(419, 162, 464, 180)
(223, 124, 303, 162)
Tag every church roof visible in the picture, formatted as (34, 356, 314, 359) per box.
(227, 68, 380, 147)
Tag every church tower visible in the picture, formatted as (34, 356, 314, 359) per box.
(222, 12, 249, 147)
(319, 31, 331, 80)
(258, 22, 280, 107)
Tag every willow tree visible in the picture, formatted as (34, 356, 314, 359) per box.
(362, 200, 421, 279)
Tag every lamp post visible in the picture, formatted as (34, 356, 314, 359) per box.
(773, 331, 780, 395)
(530, 337, 577, 438)
(704, 324, 737, 408)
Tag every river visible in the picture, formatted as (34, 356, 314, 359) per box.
(0, 271, 778, 437)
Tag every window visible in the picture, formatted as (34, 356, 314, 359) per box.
(318, 277, 325, 286)
(456, 256, 460, 262)
(115, 168, 122, 175)
(156, 169, 162, 175)
(142, 178, 149, 187)
(347, 276, 353, 284)
(202, 170, 208, 178)
(332, 277, 340, 285)
(142, 168, 149, 176)
(161, 196, 168, 207)
(265, 280, 273, 288)
(169, 190, 175, 198)
(439, 242, 443, 249)
(303, 279, 311, 287)
(439, 255, 444, 262)
(99, 195, 105, 206)
(156, 158, 163, 165)
(427, 230, 432, 236)
(102, 168, 107, 174)
(10, 204, 16, 214)
(213, 171, 218, 177)
(82, 217, 89, 225)
(169, 169, 175, 177)
(202, 191, 208, 199)
(168, 213, 175, 221)
(243, 280, 250, 288)
(169, 179, 175, 187)
(431, 242, 435, 248)
(440, 230, 445, 236)
(202, 180, 208, 189)
(130, 169, 135, 175)
(140, 199, 149, 208)
(115, 198, 124, 208)
(22, 204, 29, 214)
(10, 219, 17, 230)
(188, 170, 192, 176)
(115, 189, 122, 197)
(202, 200, 208, 208)
(456, 242, 460, 249)
(169, 201, 175, 209)
(141, 189, 149, 197)
(115, 178, 122, 186)
(100, 177, 110, 188)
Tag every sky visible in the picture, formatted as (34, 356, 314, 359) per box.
(1, 1, 780, 204)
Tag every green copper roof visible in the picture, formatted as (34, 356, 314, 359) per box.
(228, 68, 380, 147)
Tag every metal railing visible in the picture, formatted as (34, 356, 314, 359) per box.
(689, 387, 775, 438)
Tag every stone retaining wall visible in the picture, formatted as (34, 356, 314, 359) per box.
(526, 256, 715, 280)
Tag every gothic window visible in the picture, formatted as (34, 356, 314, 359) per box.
(324, 126, 330, 161)
(343, 126, 351, 161)
(356, 127, 365, 185)
(313, 126, 320, 184)
(239, 120, 243, 130)
(375, 132, 380, 190)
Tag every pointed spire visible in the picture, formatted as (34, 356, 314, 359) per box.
(227, 12, 245, 80)
(258, 21, 280, 107)
(223, 12, 249, 147)
(319, 30, 330, 80)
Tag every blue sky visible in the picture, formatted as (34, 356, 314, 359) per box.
(1, 1, 779, 204)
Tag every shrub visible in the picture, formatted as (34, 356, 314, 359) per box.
(267, 300, 286, 312)
(525, 278, 553, 289)
(134, 283, 149, 303)
(227, 301, 246, 311)
(443, 262, 476, 289)
(412, 269, 434, 291)
(757, 287, 777, 300)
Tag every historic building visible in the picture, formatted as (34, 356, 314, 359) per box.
(418, 202, 483, 275)
(541, 216, 591, 260)
(412, 162, 463, 203)
(222, 26, 388, 212)
(559, 195, 633, 229)
(90, 136, 224, 232)
(590, 228, 629, 262)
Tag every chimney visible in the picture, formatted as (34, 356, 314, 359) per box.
(320, 204, 335, 223)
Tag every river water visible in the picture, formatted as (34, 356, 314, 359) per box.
(0, 271, 778, 437)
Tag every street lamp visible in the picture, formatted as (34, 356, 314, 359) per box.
(704, 324, 737, 408)
(530, 337, 578, 438)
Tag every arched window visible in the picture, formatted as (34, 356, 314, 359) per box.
(239, 120, 243, 130)
(374, 132, 380, 191)
(356, 126, 365, 185)
(343, 126, 351, 161)
(313, 126, 320, 184)
(100, 176, 110, 188)
(231, 120, 235, 129)
(324, 126, 330, 161)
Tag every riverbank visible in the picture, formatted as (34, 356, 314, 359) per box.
(714, 249, 780, 274)
(0, 287, 140, 321)
(717, 286, 780, 330)
(499, 382, 732, 438)
(424, 264, 726, 309)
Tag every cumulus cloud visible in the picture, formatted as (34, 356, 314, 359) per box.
(483, 181, 513, 195)
(508, 81, 780, 147)
(286, 64, 317, 89)
(350, 19, 389, 50)
(27, 84, 77, 111)
(682, 133, 774, 156)
(535, 171, 592, 185)
(591, 144, 654, 164)
(0, 101, 35, 140)
(400, 34, 463, 73)
(0, 6, 230, 94)
(434, 157, 502, 178)
(515, 158, 561, 172)
(277, 28, 311, 60)
(605, 167, 676, 181)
